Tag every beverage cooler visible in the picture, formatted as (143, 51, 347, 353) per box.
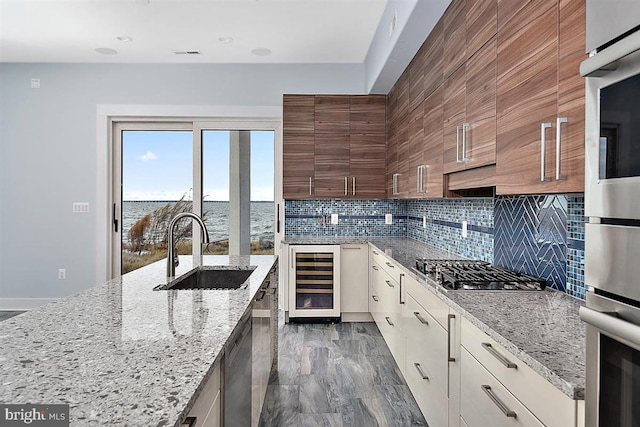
(288, 245, 340, 320)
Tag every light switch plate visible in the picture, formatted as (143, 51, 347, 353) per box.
(73, 202, 90, 213)
(385, 214, 393, 225)
(462, 220, 468, 238)
(330, 213, 339, 225)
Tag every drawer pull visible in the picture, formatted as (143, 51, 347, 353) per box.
(372, 295, 379, 302)
(413, 312, 429, 325)
(414, 363, 429, 380)
(385, 262, 395, 268)
(372, 265, 379, 271)
(482, 343, 517, 369)
(385, 316, 394, 327)
(386, 280, 394, 288)
(372, 250, 379, 255)
(481, 385, 517, 418)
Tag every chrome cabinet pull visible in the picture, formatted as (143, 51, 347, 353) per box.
(456, 126, 462, 163)
(385, 316, 394, 327)
(352, 177, 356, 196)
(414, 363, 429, 380)
(482, 385, 517, 418)
(392, 173, 400, 195)
(556, 117, 568, 180)
(344, 176, 348, 196)
(482, 343, 517, 369)
(447, 314, 456, 362)
(413, 311, 429, 325)
(462, 122, 469, 162)
(540, 122, 552, 181)
(386, 280, 394, 288)
(385, 262, 395, 269)
(372, 250, 379, 255)
(399, 273, 405, 304)
(417, 165, 422, 193)
(309, 176, 312, 195)
(423, 165, 428, 194)
(372, 295, 379, 302)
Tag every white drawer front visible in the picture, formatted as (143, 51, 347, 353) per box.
(405, 274, 450, 330)
(461, 318, 577, 427)
(370, 245, 403, 283)
(405, 350, 449, 427)
(461, 348, 544, 427)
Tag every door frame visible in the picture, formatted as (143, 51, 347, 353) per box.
(96, 105, 282, 283)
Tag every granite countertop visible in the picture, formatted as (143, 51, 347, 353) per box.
(289, 236, 585, 400)
(0, 255, 277, 426)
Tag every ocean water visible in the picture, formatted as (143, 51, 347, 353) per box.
(122, 201, 274, 242)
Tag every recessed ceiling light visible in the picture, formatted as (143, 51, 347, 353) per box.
(95, 48, 118, 55)
(251, 48, 271, 56)
(117, 35, 133, 43)
(218, 37, 233, 44)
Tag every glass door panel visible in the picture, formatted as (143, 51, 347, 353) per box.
(295, 252, 335, 310)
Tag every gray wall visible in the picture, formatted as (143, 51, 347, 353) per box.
(0, 62, 365, 301)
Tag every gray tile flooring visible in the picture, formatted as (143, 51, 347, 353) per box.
(0, 311, 25, 322)
(259, 320, 428, 427)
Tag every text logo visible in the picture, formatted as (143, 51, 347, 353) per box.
(0, 405, 69, 426)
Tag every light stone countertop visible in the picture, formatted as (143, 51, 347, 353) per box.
(0, 255, 277, 426)
(288, 236, 586, 400)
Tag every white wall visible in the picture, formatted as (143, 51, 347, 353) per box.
(0, 62, 365, 305)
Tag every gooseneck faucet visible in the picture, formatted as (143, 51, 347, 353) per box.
(167, 212, 210, 278)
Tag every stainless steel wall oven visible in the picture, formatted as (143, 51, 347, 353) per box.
(581, 29, 640, 427)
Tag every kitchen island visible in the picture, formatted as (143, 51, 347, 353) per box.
(0, 254, 277, 426)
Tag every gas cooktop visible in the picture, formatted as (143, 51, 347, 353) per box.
(415, 259, 547, 291)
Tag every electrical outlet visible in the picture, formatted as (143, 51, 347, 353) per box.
(31, 78, 40, 89)
(385, 214, 393, 225)
(330, 213, 339, 225)
(462, 220, 468, 238)
(58, 269, 66, 280)
(423, 216, 427, 228)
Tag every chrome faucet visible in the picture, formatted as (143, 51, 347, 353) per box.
(167, 212, 210, 278)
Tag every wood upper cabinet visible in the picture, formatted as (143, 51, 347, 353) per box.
(496, 0, 585, 194)
(282, 94, 387, 199)
(423, 86, 445, 198)
(466, 0, 497, 57)
(408, 101, 425, 198)
(443, 65, 466, 174)
(444, 0, 467, 78)
(283, 95, 315, 199)
(423, 21, 444, 99)
(387, 72, 411, 198)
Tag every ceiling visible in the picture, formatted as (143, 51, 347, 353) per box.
(0, 0, 388, 63)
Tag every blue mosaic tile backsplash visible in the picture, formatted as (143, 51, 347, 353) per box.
(285, 194, 588, 300)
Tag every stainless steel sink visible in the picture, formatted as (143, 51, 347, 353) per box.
(155, 267, 255, 291)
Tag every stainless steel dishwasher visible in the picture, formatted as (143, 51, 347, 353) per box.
(223, 311, 252, 427)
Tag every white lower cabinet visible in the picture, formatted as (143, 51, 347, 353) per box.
(460, 416, 470, 427)
(340, 244, 370, 320)
(187, 361, 221, 427)
(460, 347, 543, 427)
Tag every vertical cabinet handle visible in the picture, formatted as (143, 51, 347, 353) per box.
(556, 117, 568, 180)
(540, 122, 552, 182)
(344, 176, 348, 196)
(462, 122, 469, 162)
(417, 165, 426, 194)
(392, 173, 400, 195)
(447, 314, 456, 362)
(399, 273, 405, 304)
(352, 177, 356, 196)
(414, 363, 429, 380)
(481, 385, 517, 418)
(456, 126, 462, 163)
(481, 343, 517, 369)
(309, 176, 312, 196)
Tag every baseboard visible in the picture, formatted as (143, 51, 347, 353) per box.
(341, 312, 373, 322)
(0, 298, 58, 311)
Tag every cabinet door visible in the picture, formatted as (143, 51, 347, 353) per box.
(386, 132, 398, 198)
(283, 95, 315, 199)
(496, 3, 558, 194)
(283, 132, 315, 199)
(423, 21, 444, 99)
(408, 101, 426, 198)
(340, 244, 369, 313)
(443, 65, 466, 174)
(466, 0, 497, 58)
(350, 95, 386, 134)
(555, 0, 585, 193)
(314, 95, 350, 134)
(464, 37, 497, 169)
(314, 134, 350, 198)
(396, 116, 411, 198)
(350, 134, 386, 199)
(444, 0, 467, 78)
(188, 361, 221, 427)
(423, 86, 445, 198)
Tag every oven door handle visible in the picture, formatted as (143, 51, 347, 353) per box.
(580, 306, 640, 347)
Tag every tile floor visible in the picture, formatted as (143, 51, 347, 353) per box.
(0, 311, 25, 322)
(258, 320, 428, 427)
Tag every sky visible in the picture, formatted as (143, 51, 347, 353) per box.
(122, 129, 275, 201)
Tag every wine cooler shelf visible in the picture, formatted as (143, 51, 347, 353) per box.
(289, 245, 340, 319)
